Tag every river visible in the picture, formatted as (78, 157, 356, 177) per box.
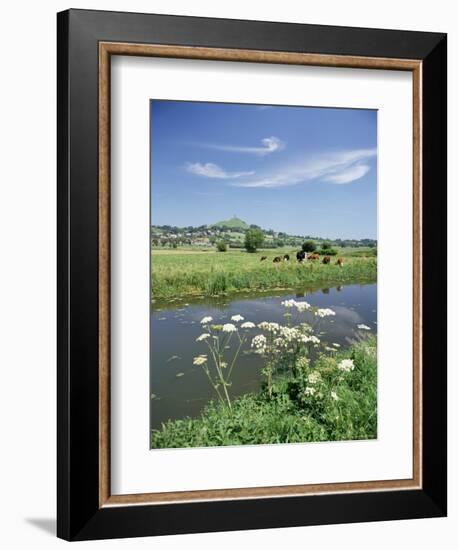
(150, 281, 377, 431)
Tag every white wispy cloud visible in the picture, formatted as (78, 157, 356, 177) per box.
(232, 148, 376, 188)
(186, 162, 255, 179)
(205, 136, 285, 156)
(323, 163, 371, 184)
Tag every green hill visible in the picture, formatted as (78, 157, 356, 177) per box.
(211, 217, 249, 230)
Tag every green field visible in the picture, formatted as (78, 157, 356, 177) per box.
(151, 247, 377, 301)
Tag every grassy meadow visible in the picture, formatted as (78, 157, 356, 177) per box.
(151, 247, 377, 301)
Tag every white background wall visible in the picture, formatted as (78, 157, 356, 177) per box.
(0, 1, 454, 548)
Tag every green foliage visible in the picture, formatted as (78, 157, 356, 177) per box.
(302, 240, 317, 252)
(216, 241, 227, 252)
(321, 242, 331, 250)
(244, 228, 265, 253)
(151, 251, 377, 300)
(318, 248, 338, 256)
(151, 338, 377, 448)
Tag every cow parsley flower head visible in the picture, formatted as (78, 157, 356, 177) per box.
(251, 334, 267, 352)
(231, 314, 244, 322)
(338, 359, 355, 372)
(295, 301, 311, 312)
(331, 391, 339, 401)
(222, 323, 237, 333)
(281, 299, 296, 308)
(193, 354, 208, 366)
(308, 371, 322, 385)
(304, 386, 316, 396)
(357, 324, 371, 330)
(258, 321, 280, 333)
(296, 356, 309, 370)
(241, 321, 255, 329)
(196, 333, 210, 342)
(315, 308, 336, 318)
(200, 316, 213, 325)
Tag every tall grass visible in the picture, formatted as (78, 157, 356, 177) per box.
(152, 250, 376, 300)
(151, 337, 377, 448)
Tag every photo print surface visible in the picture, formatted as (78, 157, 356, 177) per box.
(150, 100, 377, 449)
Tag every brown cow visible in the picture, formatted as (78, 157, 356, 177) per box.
(308, 253, 320, 261)
(260, 256, 267, 262)
(273, 256, 282, 263)
(283, 254, 290, 261)
(336, 258, 344, 267)
(322, 256, 331, 265)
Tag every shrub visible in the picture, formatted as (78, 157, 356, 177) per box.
(318, 248, 338, 256)
(216, 241, 227, 252)
(244, 228, 264, 253)
(302, 240, 316, 253)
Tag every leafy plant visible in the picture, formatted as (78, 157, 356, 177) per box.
(244, 228, 264, 253)
(302, 240, 316, 252)
(193, 315, 254, 408)
(151, 336, 377, 448)
(318, 247, 338, 256)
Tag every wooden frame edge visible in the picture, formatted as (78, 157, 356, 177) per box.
(99, 42, 111, 507)
(98, 42, 423, 508)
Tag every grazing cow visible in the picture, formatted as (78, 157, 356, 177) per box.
(308, 253, 320, 261)
(336, 258, 344, 267)
(273, 256, 282, 263)
(283, 254, 290, 262)
(322, 255, 331, 265)
(260, 256, 267, 262)
(296, 250, 306, 262)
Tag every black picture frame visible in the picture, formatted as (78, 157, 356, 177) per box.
(57, 8, 447, 541)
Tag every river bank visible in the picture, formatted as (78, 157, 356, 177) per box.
(151, 336, 377, 448)
(151, 249, 377, 300)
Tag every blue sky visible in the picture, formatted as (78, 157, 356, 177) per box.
(150, 101, 377, 239)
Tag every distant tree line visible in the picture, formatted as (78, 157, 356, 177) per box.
(151, 224, 377, 250)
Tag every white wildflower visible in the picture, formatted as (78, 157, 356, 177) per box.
(308, 335, 321, 345)
(241, 321, 255, 329)
(331, 391, 339, 401)
(200, 316, 213, 325)
(297, 356, 309, 369)
(281, 299, 296, 308)
(278, 326, 302, 342)
(196, 333, 210, 342)
(332, 343, 341, 348)
(304, 386, 316, 396)
(338, 359, 355, 372)
(315, 308, 336, 318)
(308, 371, 322, 385)
(251, 334, 267, 352)
(258, 321, 280, 333)
(357, 324, 371, 330)
(231, 314, 244, 322)
(295, 301, 311, 312)
(222, 323, 237, 333)
(193, 354, 208, 366)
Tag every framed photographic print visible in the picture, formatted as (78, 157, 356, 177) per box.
(57, 9, 447, 541)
